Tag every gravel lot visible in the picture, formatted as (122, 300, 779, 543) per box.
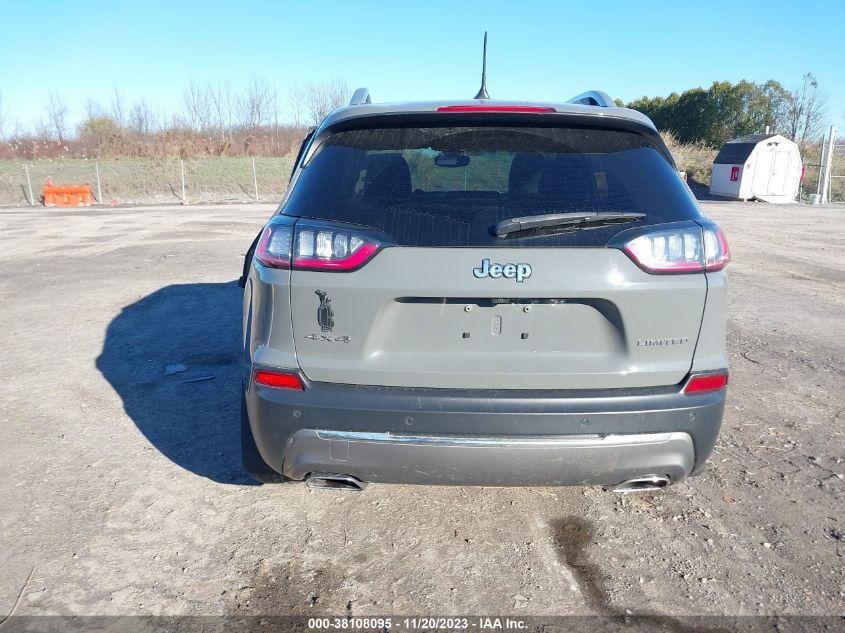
(0, 201, 842, 626)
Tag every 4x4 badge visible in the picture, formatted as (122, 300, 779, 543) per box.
(315, 290, 335, 332)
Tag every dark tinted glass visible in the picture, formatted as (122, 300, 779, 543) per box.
(283, 125, 701, 247)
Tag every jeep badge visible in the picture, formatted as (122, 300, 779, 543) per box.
(473, 259, 532, 283)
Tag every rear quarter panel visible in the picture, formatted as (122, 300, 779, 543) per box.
(691, 270, 728, 373)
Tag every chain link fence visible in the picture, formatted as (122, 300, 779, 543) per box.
(2, 147, 841, 208)
(825, 142, 845, 203)
(801, 127, 844, 204)
(0, 156, 295, 206)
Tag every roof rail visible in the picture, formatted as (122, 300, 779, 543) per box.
(349, 87, 372, 106)
(567, 91, 615, 107)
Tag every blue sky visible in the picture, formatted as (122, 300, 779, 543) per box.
(1, 0, 843, 132)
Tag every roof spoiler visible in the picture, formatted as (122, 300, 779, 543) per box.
(349, 88, 372, 106)
(348, 87, 616, 108)
(566, 91, 615, 107)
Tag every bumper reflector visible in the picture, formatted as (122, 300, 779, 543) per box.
(683, 372, 728, 395)
(255, 370, 304, 390)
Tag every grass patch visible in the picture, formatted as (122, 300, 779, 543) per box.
(0, 156, 295, 206)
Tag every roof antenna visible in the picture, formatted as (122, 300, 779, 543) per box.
(473, 31, 490, 100)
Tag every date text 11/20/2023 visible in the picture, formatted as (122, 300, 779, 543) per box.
(307, 616, 528, 630)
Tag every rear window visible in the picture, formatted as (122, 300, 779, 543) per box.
(282, 124, 700, 247)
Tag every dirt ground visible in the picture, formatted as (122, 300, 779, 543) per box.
(0, 201, 842, 627)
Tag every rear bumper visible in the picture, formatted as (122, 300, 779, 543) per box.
(245, 378, 725, 487)
(283, 429, 693, 485)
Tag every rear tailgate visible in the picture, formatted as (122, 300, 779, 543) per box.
(290, 247, 703, 389)
(282, 115, 707, 390)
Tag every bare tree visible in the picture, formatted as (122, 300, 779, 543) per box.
(110, 86, 126, 130)
(270, 86, 280, 130)
(129, 99, 158, 135)
(0, 90, 7, 140)
(4, 76, 349, 158)
(33, 115, 51, 140)
(238, 75, 275, 129)
(327, 79, 349, 112)
(785, 73, 829, 143)
(288, 82, 307, 129)
(84, 97, 104, 120)
(305, 79, 349, 125)
(181, 80, 214, 133)
(208, 79, 235, 140)
(10, 119, 27, 139)
(305, 82, 329, 126)
(44, 91, 70, 141)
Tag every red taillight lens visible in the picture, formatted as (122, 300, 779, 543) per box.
(436, 105, 556, 113)
(683, 372, 728, 395)
(622, 224, 729, 274)
(253, 218, 387, 272)
(254, 370, 304, 390)
(800, 164, 806, 182)
(730, 166, 740, 182)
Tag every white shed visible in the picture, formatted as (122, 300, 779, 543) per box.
(709, 134, 802, 203)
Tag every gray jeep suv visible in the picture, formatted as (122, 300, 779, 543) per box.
(239, 90, 729, 492)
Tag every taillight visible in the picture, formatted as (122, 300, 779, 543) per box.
(254, 217, 388, 272)
(730, 166, 740, 182)
(702, 226, 731, 271)
(293, 223, 383, 271)
(800, 164, 806, 182)
(683, 372, 728, 395)
(254, 370, 304, 390)
(621, 224, 730, 274)
(625, 228, 704, 273)
(255, 219, 293, 269)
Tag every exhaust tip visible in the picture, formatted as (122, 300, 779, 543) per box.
(604, 474, 670, 494)
(306, 473, 367, 491)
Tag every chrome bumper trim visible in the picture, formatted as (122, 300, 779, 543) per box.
(282, 430, 695, 486)
(315, 429, 676, 447)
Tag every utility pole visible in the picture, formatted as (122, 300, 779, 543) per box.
(95, 161, 102, 203)
(23, 163, 34, 206)
(180, 160, 187, 205)
(819, 126, 837, 204)
(252, 157, 259, 200)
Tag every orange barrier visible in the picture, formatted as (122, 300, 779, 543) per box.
(43, 179, 94, 207)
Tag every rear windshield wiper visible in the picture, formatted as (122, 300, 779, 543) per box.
(494, 212, 646, 237)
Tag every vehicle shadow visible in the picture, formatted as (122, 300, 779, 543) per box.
(96, 280, 256, 485)
(550, 517, 731, 632)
